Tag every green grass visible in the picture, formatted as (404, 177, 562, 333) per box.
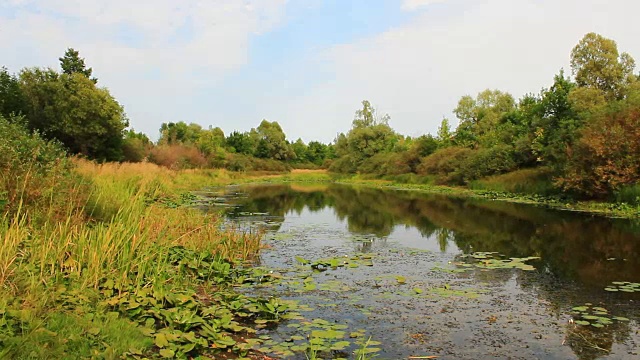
(0, 160, 278, 359)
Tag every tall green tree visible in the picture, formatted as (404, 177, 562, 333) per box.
(0, 67, 25, 118)
(60, 48, 97, 83)
(254, 120, 295, 160)
(330, 100, 398, 173)
(159, 121, 202, 145)
(226, 131, 256, 155)
(453, 89, 515, 148)
(19, 68, 128, 161)
(570, 32, 635, 99)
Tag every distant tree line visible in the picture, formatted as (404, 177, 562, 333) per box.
(329, 33, 640, 201)
(2, 32, 639, 201)
(0, 48, 335, 171)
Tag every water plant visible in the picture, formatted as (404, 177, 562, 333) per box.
(604, 281, 640, 293)
(571, 304, 630, 328)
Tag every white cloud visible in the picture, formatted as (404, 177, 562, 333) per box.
(277, 0, 640, 142)
(0, 0, 289, 137)
(402, 0, 451, 11)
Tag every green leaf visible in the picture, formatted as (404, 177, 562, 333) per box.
(159, 348, 175, 358)
(155, 333, 169, 348)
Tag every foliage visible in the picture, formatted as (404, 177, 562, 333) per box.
(469, 168, 557, 196)
(19, 68, 128, 161)
(0, 67, 25, 118)
(570, 32, 635, 99)
(0, 114, 80, 217)
(149, 144, 208, 170)
(453, 89, 515, 148)
(226, 130, 257, 155)
(254, 119, 295, 160)
(456, 145, 519, 183)
(331, 100, 399, 173)
(122, 129, 153, 162)
(224, 153, 291, 172)
(416, 147, 473, 185)
(59, 47, 97, 83)
(557, 106, 640, 197)
(159, 121, 203, 145)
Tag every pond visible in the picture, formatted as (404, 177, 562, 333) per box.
(202, 183, 640, 360)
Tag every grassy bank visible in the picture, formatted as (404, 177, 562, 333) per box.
(0, 160, 312, 359)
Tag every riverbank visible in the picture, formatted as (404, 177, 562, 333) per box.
(255, 170, 640, 219)
(0, 161, 317, 359)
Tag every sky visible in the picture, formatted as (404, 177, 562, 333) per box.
(1, 0, 640, 143)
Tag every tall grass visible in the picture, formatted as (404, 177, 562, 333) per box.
(615, 183, 640, 206)
(469, 167, 558, 196)
(1, 159, 264, 323)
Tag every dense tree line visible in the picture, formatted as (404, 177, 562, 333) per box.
(0, 48, 335, 170)
(329, 33, 640, 201)
(1, 32, 638, 201)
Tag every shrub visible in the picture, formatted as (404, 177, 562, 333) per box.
(556, 106, 640, 198)
(148, 144, 207, 170)
(122, 137, 151, 162)
(329, 155, 359, 174)
(224, 153, 290, 172)
(0, 114, 83, 217)
(614, 183, 640, 206)
(416, 147, 473, 185)
(470, 167, 558, 196)
(457, 145, 518, 183)
(358, 152, 410, 176)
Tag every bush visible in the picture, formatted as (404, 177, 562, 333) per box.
(358, 152, 411, 176)
(614, 183, 640, 206)
(469, 167, 558, 196)
(224, 153, 290, 172)
(457, 145, 518, 183)
(122, 137, 151, 162)
(0, 115, 83, 217)
(148, 145, 207, 170)
(329, 155, 359, 174)
(416, 147, 473, 185)
(557, 106, 640, 198)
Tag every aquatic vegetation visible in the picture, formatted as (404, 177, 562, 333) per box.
(571, 304, 629, 328)
(604, 281, 640, 293)
(456, 252, 540, 271)
(295, 254, 375, 271)
(257, 319, 380, 359)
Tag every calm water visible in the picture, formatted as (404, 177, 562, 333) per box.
(204, 183, 640, 360)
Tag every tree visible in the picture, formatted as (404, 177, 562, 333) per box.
(196, 126, 225, 156)
(158, 121, 202, 145)
(570, 33, 635, 99)
(0, 67, 25, 118)
(307, 141, 331, 166)
(226, 131, 256, 155)
(291, 138, 309, 163)
(436, 118, 453, 146)
(330, 100, 399, 173)
(19, 68, 128, 161)
(254, 120, 295, 160)
(59, 48, 97, 83)
(557, 105, 640, 197)
(453, 89, 515, 148)
(352, 100, 390, 128)
(122, 129, 152, 162)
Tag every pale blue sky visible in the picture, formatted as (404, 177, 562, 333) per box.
(1, 0, 639, 143)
